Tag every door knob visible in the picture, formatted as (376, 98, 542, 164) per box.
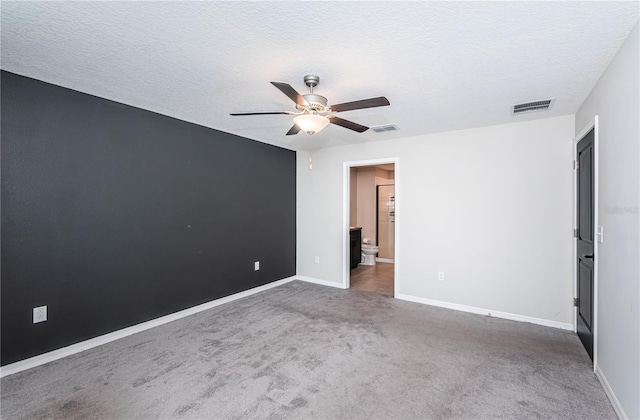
(584, 254, 594, 259)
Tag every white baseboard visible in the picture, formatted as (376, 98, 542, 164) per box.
(395, 293, 573, 331)
(376, 258, 394, 263)
(296, 275, 346, 289)
(595, 364, 627, 420)
(0, 276, 296, 378)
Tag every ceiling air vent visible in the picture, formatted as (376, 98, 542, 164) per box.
(511, 99, 554, 115)
(371, 124, 399, 133)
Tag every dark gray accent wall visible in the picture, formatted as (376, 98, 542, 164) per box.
(1, 71, 296, 365)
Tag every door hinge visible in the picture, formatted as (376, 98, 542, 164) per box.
(573, 229, 579, 238)
(574, 297, 579, 307)
(574, 160, 579, 169)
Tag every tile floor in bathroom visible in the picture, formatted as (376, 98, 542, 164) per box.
(350, 262, 394, 296)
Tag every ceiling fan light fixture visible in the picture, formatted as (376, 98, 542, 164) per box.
(231, 75, 390, 135)
(293, 114, 330, 135)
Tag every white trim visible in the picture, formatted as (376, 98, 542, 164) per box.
(0, 276, 296, 378)
(396, 293, 574, 331)
(343, 158, 400, 297)
(593, 116, 599, 371)
(595, 365, 627, 420)
(376, 258, 394, 263)
(573, 116, 599, 370)
(343, 162, 350, 289)
(296, 275, 346, 289)
(572, 125, 579, 333)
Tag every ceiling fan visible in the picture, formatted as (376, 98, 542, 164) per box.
(230, 75, 390, 135)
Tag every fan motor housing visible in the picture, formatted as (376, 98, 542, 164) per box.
(298, 94, 328, 111)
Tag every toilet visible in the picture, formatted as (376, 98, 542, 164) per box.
(361, 238, 379, 266)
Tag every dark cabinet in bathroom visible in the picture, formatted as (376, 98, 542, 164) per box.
(349, 228, 362, 270)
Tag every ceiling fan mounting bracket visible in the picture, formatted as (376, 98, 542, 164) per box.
(303, 75, 320, 89)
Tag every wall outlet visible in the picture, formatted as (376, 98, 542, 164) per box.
(438, 271, 445, 281)
(254, 261, 260, 271)
(33, 305, 47, 323)
(315, 256, 320, 264)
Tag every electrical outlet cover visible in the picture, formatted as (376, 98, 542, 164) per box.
(33, 305, 47, 323)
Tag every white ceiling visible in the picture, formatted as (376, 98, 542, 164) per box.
(1, 2, 638, 151)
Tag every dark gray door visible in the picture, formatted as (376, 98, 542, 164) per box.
(576, 128, 595, 361)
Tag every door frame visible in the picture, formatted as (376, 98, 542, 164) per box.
(574, 116, 599, 370)
(343, 157, 400, 296)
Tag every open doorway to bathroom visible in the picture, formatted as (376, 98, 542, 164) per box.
(347, 162, 395, 297)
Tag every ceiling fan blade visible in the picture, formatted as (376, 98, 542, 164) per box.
(270, 82, 308, 106)
(286, 125, 301, 136)
(230, 111, 293, 116)
(330, 96, 390, 113)
(329, 116, 369, 133)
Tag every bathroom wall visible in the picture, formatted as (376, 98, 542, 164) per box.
(374, 168, 395, 258)
(356, 167, 377, 242)
(375, 169, 394, 187)
(349, 167, 358, 226)
(353, 167, 395, 244)
(297, 115, 574, 326)
(377, 184, 395, 259)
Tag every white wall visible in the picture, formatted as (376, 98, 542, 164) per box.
(575, 22, 639, 420)
(297, 115, 575, 325)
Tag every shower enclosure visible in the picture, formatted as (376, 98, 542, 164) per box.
(377, 185, 395, 261)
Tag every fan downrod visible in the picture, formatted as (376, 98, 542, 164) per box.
(297, 75, 327, 111)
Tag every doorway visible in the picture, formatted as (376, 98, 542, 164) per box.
(574, 117, 599, 365)
(343, 158, 399, 297)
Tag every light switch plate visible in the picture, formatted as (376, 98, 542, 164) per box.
(597, 226, 604, 243)
(254, 261, 260, 271)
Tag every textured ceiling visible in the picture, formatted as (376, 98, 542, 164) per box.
(1, 2, 638, 151)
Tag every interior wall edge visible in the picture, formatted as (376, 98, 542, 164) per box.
(595, 364, 628, 420)
(295, 276, 346, 289)
(395, 293, 574, 331)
